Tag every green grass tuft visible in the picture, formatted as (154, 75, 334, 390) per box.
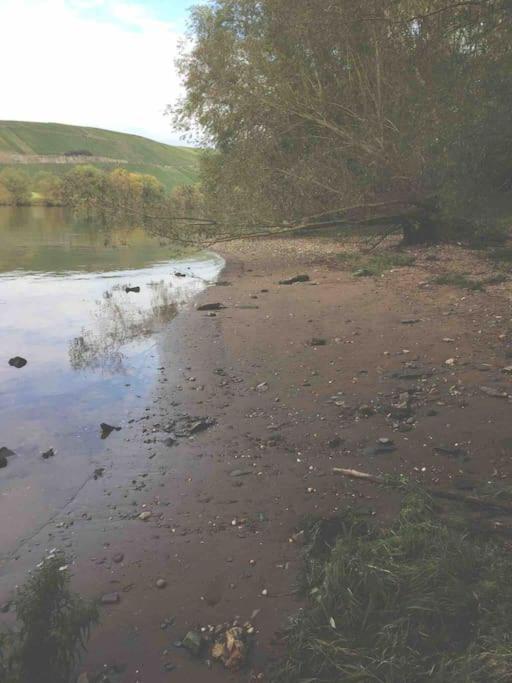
(273, 494, 512, 683)
(337, 251, 416, 276)
(432, 272, 485, 290)
(0, 551, 98, 683)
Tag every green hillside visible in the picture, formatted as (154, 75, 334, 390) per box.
(0, 121, 199, 191)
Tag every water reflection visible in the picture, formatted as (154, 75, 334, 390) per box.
(69, 281, 179, 373)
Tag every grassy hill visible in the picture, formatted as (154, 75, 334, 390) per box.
(0, 121, 199, 191)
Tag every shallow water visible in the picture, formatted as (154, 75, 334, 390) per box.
(0, 207, 222, 551)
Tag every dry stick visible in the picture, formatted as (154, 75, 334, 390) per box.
(332, 468, 512, 515)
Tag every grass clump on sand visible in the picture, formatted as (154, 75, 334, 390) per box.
(432, 272, 485, 290)
(273, 494, 512, 683)
(0, 551, 98, 683)
(337, 251, 416, 276)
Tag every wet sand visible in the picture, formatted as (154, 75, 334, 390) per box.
(2, 237, 512, 682)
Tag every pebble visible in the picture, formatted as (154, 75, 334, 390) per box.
(156, 578, 167, 589)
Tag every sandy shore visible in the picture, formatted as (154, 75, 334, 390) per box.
(2, 236, 512, 682)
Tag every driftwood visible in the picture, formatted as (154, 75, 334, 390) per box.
(332, 467, 512, 515)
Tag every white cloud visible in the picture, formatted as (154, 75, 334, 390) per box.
(0, 0, 185, 144)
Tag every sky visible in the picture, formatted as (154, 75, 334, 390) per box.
(0, 0, 197, 145)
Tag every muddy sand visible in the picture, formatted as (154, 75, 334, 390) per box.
(2, 237, 512, 682)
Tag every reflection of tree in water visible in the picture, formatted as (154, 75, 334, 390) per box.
(69, 281, 178, 373)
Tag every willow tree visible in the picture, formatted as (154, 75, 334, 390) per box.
(170, 0, 512, 244)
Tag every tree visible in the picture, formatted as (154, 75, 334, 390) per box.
(0, 168, 31, 205)
(169, 0, 512, 244)
(34, 172, 63, 205)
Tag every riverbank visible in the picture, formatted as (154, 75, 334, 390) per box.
(3, 235, 512, 681)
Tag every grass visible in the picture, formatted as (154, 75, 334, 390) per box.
(337, 250, 416, 276)
(0, 551, 98, 683)
(273, 493, 512, 683)
(432, 272, 508, 291)
(488, 247, 512, 264)
(0, 121, 200, 191)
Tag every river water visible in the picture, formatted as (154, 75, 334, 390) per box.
(0, 206, 222, 553)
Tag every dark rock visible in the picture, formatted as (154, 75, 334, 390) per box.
(163, 436, 177, 447)
(363, 442, 396, 457)
(41, 448, 55, 459)
(434, 445, 468, 458)
(100, 592, 120, 605)
(197, 302, 225, 311)
(93, 468, 105, 479)
(393, 368, 433, 380)
(182, 630, 202, 657)
(352, 268, 373, 277)
(8, 356, 27, 368)
(0, 446, 15, 459)
(310, 338, 327, 346)
(124, 286, 140, 293)
(279, 274, 310, 285)
(175, 272, 187, 277)
(100, 423, 122, 439)
(328, 437, 343, 449)
(0, 454, 7, 469)
(401, 318, 421, 325)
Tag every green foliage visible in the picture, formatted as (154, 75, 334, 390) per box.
(273, 494, 512, 683)
(0, 168, 30, 205)
(34, 172, 63, 206)
(432, 272, 485, 291)
(0, 552, 98, 683)
(337, 250, 416, 276)
(172, 0, 512, 242)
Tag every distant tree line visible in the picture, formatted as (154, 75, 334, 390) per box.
(161, 0, 512, 245)
(0, 166, 166, 215)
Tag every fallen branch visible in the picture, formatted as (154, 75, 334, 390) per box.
(332, 467, 512, 514)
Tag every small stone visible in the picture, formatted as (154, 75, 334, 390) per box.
(310, 338, 327, 346)
(8, 356, 27, 368)
(401, 318, 421, 325)
(41, 448, 55, 459)
(156, 578, 167, 589)
(442, 337, 455, 343)
(0, 446, 15, 459)
(0, 454, 7, 469)
(261, 588, 269, 597)
(197, 302, 225, 311)
(279, 274, 310, 285)
(100, 423, 121, 439)
(182, 630, 202, 656)
(230, 469, 252, 477)
(112, 553, 124, 563)
(480, 386, 508, 398)
(502, 366, 512, 374)
(100, 592, 120, 605)
(138, 511, 152, 521)
(445, 358, 456, 366)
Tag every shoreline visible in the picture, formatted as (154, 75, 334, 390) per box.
(3, 237, 512, 681)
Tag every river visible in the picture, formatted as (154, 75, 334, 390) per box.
(0, 206, 223, 554)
